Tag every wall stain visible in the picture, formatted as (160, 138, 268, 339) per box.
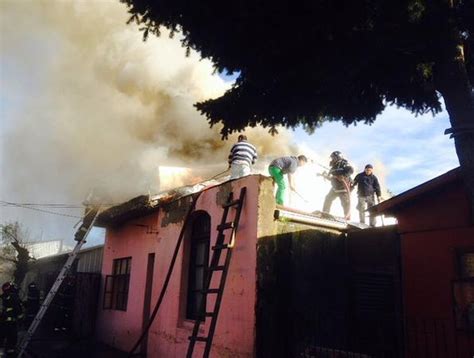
(160, 196, 193, 227)
(216, 181, 233, 206)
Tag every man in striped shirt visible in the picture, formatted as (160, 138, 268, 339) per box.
(228, 134, 258, 179)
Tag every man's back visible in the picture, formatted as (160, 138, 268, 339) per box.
(270, 156, 298, 174)
(229, 140, 257, 166)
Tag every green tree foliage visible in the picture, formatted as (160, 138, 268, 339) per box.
(122, 0, 474, 212)
(122, 0, 472, 132)
(1, 222, 32, 285)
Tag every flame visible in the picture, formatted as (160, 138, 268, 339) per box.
(158, 166, 193, 191)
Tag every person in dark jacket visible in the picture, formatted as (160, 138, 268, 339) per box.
(352, 164, 382, 226)
(0, 282, 22, 357)
(322, 151, 354, 220)
(25, 282, 40, 327)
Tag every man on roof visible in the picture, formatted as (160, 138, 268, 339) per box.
(321, 151, 354, 220)
(228, 134, 258, 179)
(352, 164, 382, 226)
(268, 155, 308, 205)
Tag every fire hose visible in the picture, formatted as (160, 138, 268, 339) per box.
(291, 188, 310, 204)
(127, 168, 230, 356)
(127, 191, 202, 357)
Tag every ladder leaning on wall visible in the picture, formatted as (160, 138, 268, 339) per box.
(17, 203, 103, 358)
(186, 186, 247, 358)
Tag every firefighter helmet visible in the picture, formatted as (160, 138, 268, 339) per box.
(2, 282, 12, 292)
(330, 151, 342, 160)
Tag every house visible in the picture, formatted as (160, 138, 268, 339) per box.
(95, 175, 402, 357)
(22, 244, 104, 339)
(23, 244, 104, 295)
(370, 167, 474, 358)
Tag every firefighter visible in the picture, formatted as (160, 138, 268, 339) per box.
(322, 151, 354, 220)
(53, 276, 75, 333)
(0, 282, 22, 357)
(25, 282, 40, 327)
(352, 164, 382, 226)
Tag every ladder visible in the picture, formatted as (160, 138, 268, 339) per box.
(17, 204, 102, 358)
(186, 187, 246, 358)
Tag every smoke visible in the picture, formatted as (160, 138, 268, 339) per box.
(2, 0, 392, 243)
(0, 0, 296, 240)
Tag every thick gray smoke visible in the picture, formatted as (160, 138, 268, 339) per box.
(0, 0, 294, 241)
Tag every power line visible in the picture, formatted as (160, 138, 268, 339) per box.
(0, 200, 120, 208)
(0, 203, 83, 208)
(0, 200, 82, 218)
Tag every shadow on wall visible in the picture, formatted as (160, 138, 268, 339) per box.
(256, 226, 402, 358)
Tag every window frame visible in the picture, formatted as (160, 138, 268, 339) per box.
(103, 256, 132, 311)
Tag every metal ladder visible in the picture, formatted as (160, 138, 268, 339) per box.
(17, 204, 102, 358)
(186, 187, 246, 358)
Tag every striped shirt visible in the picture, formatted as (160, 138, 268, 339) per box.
(228, 140, 258, 166)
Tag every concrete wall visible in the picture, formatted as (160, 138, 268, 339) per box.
(257, 224, 345, 357)
(96, 175, 262, 357)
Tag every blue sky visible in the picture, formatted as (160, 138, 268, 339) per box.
(292, 106, 458, 195)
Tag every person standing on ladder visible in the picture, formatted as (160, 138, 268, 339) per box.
(268, 155, 308, 205)
(322, 151, 354, 220)
(228, 134, 258, 179)
(352, 164, 382, 226)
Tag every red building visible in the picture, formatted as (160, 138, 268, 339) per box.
(371, 167, 474, 357)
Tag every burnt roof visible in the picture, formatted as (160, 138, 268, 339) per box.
(96, 174, 250, 227)
(95, 195, 154, 227)
(369, 167, 462, 215)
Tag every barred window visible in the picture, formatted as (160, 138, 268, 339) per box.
(103, 257, 131, 311)
(186, 212, 211, 320)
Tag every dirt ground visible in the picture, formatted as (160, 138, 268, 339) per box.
(14, 330, 128, 358)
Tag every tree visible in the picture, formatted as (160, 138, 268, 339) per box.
(122, 0, 474, 213)
(0, 222, 32, 285)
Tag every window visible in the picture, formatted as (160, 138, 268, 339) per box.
(186, 212, 211, 320)
(454, 248, 474, 331)
(456, 248, 474, 279)
(103, 257, 131, 311)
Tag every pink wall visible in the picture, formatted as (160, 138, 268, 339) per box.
(96, 213, 158, 351)
(96, 176, 261, 357)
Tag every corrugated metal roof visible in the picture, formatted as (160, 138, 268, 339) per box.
(274, 206, 366, 231)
